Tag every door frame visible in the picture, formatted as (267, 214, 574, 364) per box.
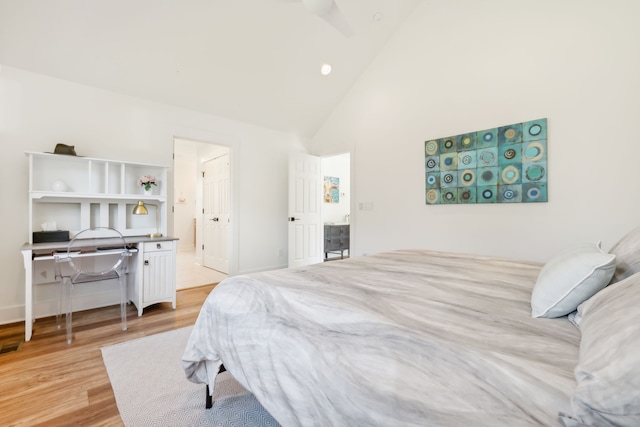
(173, 135, 239, 277)
(320, 151, 353, 259)
(286, 151, 353, 267)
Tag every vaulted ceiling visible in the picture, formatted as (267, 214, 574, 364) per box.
(0, 0, 421, 139)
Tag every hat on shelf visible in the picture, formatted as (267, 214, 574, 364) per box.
(52, 143, 78, 156)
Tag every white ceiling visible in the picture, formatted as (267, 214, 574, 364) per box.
(0, 0, 421, 139)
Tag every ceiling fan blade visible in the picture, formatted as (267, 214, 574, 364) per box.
(301, 0, 333, 14)
(302, 0, 354, 37)
(318, 1, 354, 37)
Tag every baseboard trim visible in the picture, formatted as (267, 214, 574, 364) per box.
(239, 263, 288, 275)
(0, 289, 121, 326)
(0, 305, 25, 326)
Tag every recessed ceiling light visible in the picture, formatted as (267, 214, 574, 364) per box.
(320, 63, 332, 76)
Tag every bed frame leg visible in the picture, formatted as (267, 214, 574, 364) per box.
(205, 364, 227, 409)
(205, 385, 212, 409)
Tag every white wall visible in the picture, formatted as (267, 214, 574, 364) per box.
(0, 66, 304, 324)
(311, 0, 640, 262)
(322, 153, 351, 224)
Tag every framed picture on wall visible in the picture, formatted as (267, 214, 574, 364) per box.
(425, 118, 548, 205)
(324, 176, 340, 203)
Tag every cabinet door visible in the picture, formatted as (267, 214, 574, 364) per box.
(143, 250, 174, 303)
(329, 226, 342, 239)
(324, 226, 337, 251)
(340, 225, 350, 250)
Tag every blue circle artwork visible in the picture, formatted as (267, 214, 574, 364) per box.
(525, 146, 541, 158)
(529, 124, 542, 136)
(424, 119, 546, 205)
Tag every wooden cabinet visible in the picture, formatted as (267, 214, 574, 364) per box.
(324, 224, 350, 260)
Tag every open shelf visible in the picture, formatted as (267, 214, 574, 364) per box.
(26, 152, 169, 242)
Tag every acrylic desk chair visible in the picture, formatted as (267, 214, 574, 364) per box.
(54, 227, 132, 344)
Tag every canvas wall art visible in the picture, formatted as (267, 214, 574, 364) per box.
(425, 118, 547, 205)
(324, 176, 340, 203)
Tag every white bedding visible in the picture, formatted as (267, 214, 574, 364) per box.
(182, 249, 580, 426)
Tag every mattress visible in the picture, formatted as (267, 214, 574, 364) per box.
(182, 249, 580, 426)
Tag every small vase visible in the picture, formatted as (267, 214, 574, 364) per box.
(143, 188, 152, 196)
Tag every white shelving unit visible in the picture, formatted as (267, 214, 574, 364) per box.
(21, 152, 178, 341)
(26, 152, 168, 242)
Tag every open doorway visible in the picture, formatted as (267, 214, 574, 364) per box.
(321, 153, 351, 261)
(173, 138, 229, 289)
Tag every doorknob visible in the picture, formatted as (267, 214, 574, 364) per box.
(288, 217, 301, 222)
(211, 217, 219, 222)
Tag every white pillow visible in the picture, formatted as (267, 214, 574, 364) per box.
(609, 225, 640, 284)
(559, 273, 640, 426)
(531, 241, 615, 318)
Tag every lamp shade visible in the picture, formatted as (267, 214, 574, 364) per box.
(132, 201, 148, 215)
(131, 201, 162, 238)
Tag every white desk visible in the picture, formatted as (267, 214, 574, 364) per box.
(21, 235, 178, 341)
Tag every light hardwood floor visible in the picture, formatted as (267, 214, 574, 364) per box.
(0, 283, 217, 427)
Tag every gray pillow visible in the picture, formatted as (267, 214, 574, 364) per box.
(609, 225, 640, 284)
(530, 242, 615, 318)
(559, 273, 640, 426)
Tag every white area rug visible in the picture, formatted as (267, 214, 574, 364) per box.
(101, 326, 280, 427)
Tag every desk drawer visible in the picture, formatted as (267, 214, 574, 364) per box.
(144, 241, 173, 252)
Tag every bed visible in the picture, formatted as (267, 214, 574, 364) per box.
(182, 231, 640, 426)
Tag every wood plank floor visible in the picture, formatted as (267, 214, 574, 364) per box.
(0, 283, 216, 427)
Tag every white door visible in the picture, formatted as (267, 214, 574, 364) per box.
(203, 154, 230, 273)
(288, 153, 323, 267)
